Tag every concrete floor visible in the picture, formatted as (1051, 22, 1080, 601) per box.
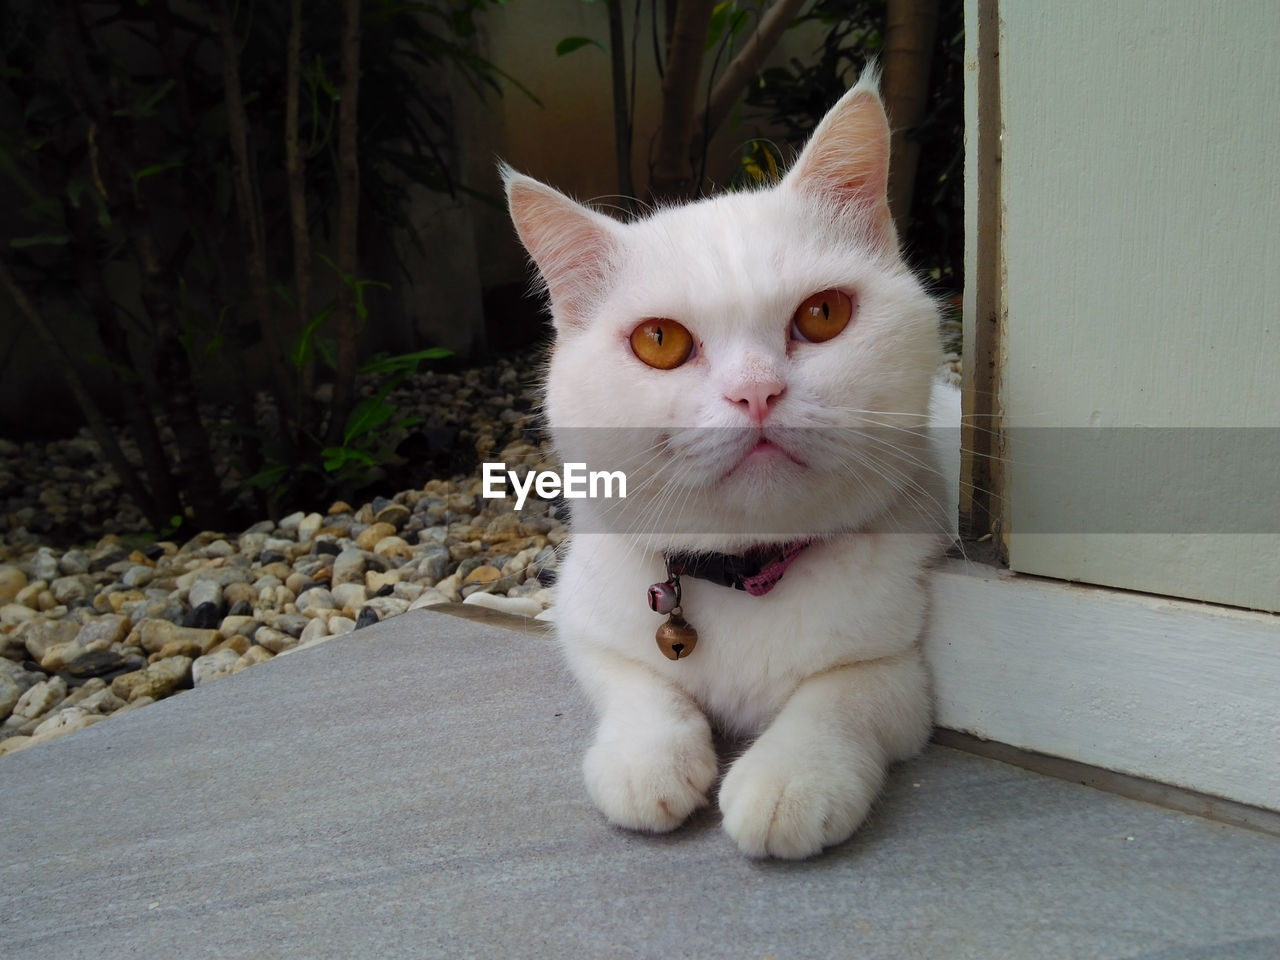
(2, 608, 1277, 959)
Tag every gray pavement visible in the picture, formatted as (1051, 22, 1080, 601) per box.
(2, 607, 1278, 959)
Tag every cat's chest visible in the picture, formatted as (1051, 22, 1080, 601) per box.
(659, 569, 881, 725)
(556, 534, 934, 734)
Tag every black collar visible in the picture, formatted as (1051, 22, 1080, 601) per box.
(665, 539, 814, 596)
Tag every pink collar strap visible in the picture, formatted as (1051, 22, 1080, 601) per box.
(665, 539, 815, 597)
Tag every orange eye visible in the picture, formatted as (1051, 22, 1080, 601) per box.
(630, 318, 694, 370)
(792, 289, 854, 343)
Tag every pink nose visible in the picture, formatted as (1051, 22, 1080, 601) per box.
(726, 379, 785, 424)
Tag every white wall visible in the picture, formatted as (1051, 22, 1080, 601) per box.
(995, 0, 1280, 612)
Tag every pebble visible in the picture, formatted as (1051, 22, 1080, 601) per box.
(111, 656, 193, 702)
(192, 648, 241, 687)
(331, 583, 368, 610)
(298, 617, 329, 645)
(0, 565, 27, 604)
(0, 351, 565, 757)
(0, 673, 22, 717)
(32, 706, 101, 741)
(1, 603, 39, 627)
(188, 579, 223, 610)
(130, 620, 219, 657)
(462, 593, 543, 618)
(408, 588, 451, 611)
(10, 677, 67, 722)
(331, 549, 368, 586)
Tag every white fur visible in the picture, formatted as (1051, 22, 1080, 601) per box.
(506, 72, 953, 859)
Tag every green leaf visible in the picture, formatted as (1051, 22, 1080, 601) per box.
(83, 352, 141, 384)
(133, 159, 183, 184)
(317, 252, 345, 282)
(322, 446, 376, 473)
(65, 176, 113, 228)
(555, 36, 602, 56)
(358, 347, 451, 376)
(114, 79, 176, 119)
(706, 2, 731, 50)
(291, 305, 334, 368)
(315, 336, 338, 371)
(310, 54, 338, 99)
(10, 233, 70, 248)
(246, 464, 289, 491)
(343, 397, 395, 444)
(0, 147, 60, 222)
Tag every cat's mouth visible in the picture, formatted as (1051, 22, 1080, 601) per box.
(747, 438, 785, 458)
(725, 432, 806, 478)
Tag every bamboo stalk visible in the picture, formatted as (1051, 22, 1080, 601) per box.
(64, 200, 181, 527)
(54, 0, 223, 529)
(649, 0, 715, 201)
(216, 0, 298, 438)
(0, 261, 162, 529)
(606, 0, 636, 206)
(327, 0, 363, 446)
(284, 0, 314, 404)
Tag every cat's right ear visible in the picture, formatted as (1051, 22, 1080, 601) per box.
(503, 165, 620, 331)
(781, 70, 897, 254)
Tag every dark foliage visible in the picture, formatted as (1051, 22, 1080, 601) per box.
(741, 0, 964, 293)
(0, 0, 508, 534)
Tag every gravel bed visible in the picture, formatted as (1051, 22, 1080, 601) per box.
(0, 350, 566, 758)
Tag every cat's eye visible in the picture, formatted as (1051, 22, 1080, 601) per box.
(630, 318, 694, 370)
(792, 289, 854, 343)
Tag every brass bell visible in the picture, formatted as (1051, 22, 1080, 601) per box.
(655, 611, 698, 660)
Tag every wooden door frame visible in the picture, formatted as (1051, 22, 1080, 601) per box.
(935, 0, 1280, 814)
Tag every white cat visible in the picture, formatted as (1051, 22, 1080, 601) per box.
(504, 70, 957, 859)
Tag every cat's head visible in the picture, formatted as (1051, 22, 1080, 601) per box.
(504, 72, 942, 546)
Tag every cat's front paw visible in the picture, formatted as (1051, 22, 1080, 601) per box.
(583, 720, 717, 834)
(719, 741, 883, 859)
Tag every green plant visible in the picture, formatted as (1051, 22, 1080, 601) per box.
(742, 0, 964, 290)
(554, 0, 812, 203)
(0, 0, 510, 536)
(733, 138, 783, 187)
(245, 272, 453, 502)
(321, 349, 449, 478)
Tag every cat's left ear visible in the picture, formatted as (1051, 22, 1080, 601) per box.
(782, 71, 897, 253)
(504, 165, 621, 331)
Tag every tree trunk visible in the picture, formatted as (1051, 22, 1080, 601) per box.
(0, 261, 165, 530)
(605, 0, 635, 206)
(132, 232, 226, 530)
(662, 0, 679, 58)
(217, 0, 297, 441)
(285, 0, 314, 406)
(881, 0, 940, 233)
(328, 0, 363, 446)
(54, 0, 224, 530)
(697, 0, 808, 146)
(64, 200, 182, 528)
(648, 0, 715, 202)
